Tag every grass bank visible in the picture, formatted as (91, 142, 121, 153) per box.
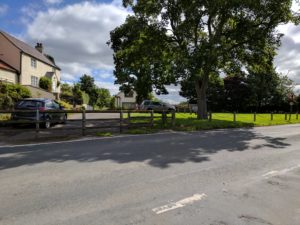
(126, 112, 300, 134)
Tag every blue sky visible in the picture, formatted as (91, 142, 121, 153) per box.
(1, 0, 300, 102)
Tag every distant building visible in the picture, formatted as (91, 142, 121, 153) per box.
(115, 90, 137, 109)
(0, 31, 61, 99)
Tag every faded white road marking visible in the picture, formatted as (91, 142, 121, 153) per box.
(152, 193, 207, 214)
(263, 165, 300, 178)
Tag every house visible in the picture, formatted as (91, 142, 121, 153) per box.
(0, 31, 61, 99)
(115, 90, 137, 109)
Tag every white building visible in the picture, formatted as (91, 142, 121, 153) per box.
(0, 31, 61, 99)
(115, 91, 137, 109)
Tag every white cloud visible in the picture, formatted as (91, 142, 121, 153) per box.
(95, 81, 120, 95)
(23, 1, 300, 104)
(275, 25, 300, 85)
(155, 85, 186, 104)
(99, 73, 112, 79)
(25, 1, 130, 82)
(44, 0, 63, 5)
(0, 4, 8, 16)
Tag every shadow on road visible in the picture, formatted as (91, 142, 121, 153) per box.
(0, 128, 290, 170)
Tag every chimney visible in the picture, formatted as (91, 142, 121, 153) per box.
(35, 43, 43, 53)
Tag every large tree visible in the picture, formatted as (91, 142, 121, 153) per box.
(79, 74, 96, 96)
(110, 0, 297, 119)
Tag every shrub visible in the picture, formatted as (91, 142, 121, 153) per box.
(82, 91, 90, 105)
(0, 94, 14, 110)
(0, 83, 31, 109)
(57, 100, 72, 110)
(39, 77, 52, 92)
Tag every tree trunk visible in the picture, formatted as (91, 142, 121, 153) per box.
(195, 78, 208, 119)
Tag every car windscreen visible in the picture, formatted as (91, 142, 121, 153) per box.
(143, 101, 150, 106)
(16, 100, 44, 109)
(152, 102, 161, 106)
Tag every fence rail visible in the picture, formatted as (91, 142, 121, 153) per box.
(0, 109, 176, 138)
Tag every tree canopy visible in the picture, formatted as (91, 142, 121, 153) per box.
(110, 0, 298, 118)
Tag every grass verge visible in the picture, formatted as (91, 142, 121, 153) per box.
(126, 112, 300, 133)
(96, 132, 113, 137)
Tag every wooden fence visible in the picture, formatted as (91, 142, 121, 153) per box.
(0, 110, 176, 138)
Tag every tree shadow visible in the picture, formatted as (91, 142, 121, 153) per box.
(0, 126, 291, 170)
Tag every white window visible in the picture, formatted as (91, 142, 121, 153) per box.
(31, 76, 38, 87)
(31, 58, 37, 68)
(52, 76, 56, 92)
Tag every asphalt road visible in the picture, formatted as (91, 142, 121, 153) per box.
(1, 125, 300, 225)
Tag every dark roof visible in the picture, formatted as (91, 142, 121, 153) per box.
(0, 60, 17, 73)
(45, 71, 55, 78)
(0, 31, 60, 70)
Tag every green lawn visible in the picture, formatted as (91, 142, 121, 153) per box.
(0, 114, 10, 121)
(126, 112, 300, 133)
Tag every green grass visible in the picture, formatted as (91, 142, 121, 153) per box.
(96, 132, 113, 137)
(0, 114, 10, 121)
(125, 112, 300, 133)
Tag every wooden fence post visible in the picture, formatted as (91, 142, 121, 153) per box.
(120, 110, 123, 133)
(150, 110, 154, 127)
(35, 109, 39, 139)
(254, 112, 256, 122)
(82, 109, 86, 136)
(271, 113, 273, 121)
(285, 113, 287, 120)
(162, 110, 166, 127)
(127, 111, 131, 127)
(233, 112, 236, 123)
(171, 111, 176, 127)
(209, 112, 212, 122)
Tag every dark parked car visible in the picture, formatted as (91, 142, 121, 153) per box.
(140, 100, 176, 111)
(12, 98, 67, 128)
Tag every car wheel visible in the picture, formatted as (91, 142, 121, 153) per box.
(43, 117, 51, 129)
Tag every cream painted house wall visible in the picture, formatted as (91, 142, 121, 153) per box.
(115, 91, 137, 109)
(0, 69, 18, 83)
(20, 54, 61, 93)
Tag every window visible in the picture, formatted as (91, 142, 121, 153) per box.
(153, 102, 161, 106)
(31, 76, 38, 87)
(52, 101, 60, 109)
(45, 101, 53, 109)
(125, 91, 134, 98)
(31, 58, 37, 68)
(52, 76, 56, 91)
(17, 100, 43, 109)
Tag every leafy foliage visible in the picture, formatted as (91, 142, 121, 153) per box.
(0, 82, 31, 109)
(39, 77, 52, 92)
(79, 74, 95, 96)
(72, 83, 84, 106)
(110, 0, 298, 118)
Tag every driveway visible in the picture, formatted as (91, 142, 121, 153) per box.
(0, 113, 122, 144)
(0, 125, 300, 225)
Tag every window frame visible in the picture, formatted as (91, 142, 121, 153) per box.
(31, 75, 39, 87)
(125, 91, 134, 98)
(31, 58, 37, 68)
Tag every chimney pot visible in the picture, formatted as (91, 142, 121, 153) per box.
(35, 43, 43, 53)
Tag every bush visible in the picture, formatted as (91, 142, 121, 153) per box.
(82, 91, 90, 105)
(57, 100, 72, 110)
(0, 94, 14, 110)
(39, 77, 52, 92)
(0, 83, 31, 109)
